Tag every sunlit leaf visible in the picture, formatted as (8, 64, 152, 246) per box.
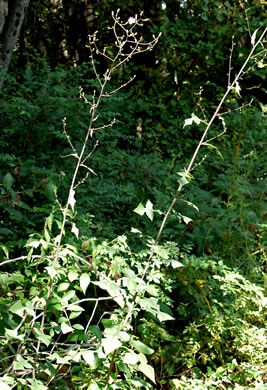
(61, 322, 74, 334)
(139, 362, 155, 383)
(130, 340, 154, 355)
(69, 189, 76, 212)
(123, 351, 139, 365)
(102, 337, 122, 355)
(71, 223, 79, 238)
(80, 273, 91, 295)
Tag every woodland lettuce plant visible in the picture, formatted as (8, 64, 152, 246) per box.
(0, 11, 266, 390)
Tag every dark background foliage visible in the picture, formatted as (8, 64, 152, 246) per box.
(0, 0, 266, 388)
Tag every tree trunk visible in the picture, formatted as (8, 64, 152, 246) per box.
(0, 0, 8, 35)
(0, 0, 30, 91)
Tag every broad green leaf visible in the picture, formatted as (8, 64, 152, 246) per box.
(169, 259, 183, 268)
(177, 175, 188, 188)
(45, 181, 57, 201)
(183, 112, 201, 128)
(25, 240, 41, 248)
(45, 213, 54, 231)
(102, 337, 122, 355)
(146, 285, 159, 297)
(73, 324, 84, 330)
(10, 301, 25, 317)
(5, 328, 18, 338)
(57, 282, 70, 293)
(45, 266, 57, 279)
(133, 203, 146, 216)
(83, 351, 95, 365)
(44, 227, 50, 242)
(13, 355, 33, 370)
(69, 311, 82, 320)
(123, 351, 139, 365)
(3, 173, 13, 189)
(61, 322, 74, 334)
(145, 199, 153, 221)
(33, 327, 51, 346)
(93, 280, 124, 308)
(138, 362, 155, 383)
(181, 214, 192, 225)
(130, 227, 142, 234)
(68, 304, 84, 312)
(130, 340, 154, 355)
(80, 273, 90, 295)
(0, 228, 12, 235)
(27, 378, 48, 390)
(68, 270, 79, 282)
(62, 290, 76, 303)
(89, 325, 102, 341)
(0, 244, 9, 258)
(157, 311, 174, 322)
(154, 246, 169, 259)
(0, 381, 11, 390)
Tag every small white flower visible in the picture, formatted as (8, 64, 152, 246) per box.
(128, 17, 136, 25)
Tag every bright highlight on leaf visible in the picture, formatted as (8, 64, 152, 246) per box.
(80, 273, 91, 294)
(183, 113, 202, 128)
(133, 200, 154, 220)
(69, 189, 76, 212)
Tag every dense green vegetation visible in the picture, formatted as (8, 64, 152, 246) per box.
(0, 1, 266, 389)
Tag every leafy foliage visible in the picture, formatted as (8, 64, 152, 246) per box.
(0, 4, 266, 390)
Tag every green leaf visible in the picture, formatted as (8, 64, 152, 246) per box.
(130, 340, 154, 355)
(57, 282, 70, 293)
(130, 227, 142, 234)
(89, 325, 102, 341)
(123, 351, 139, 365)
(0, 381, 12, 390)
(133, 200, 153, 221)
(93, 280, 124, 308)
(138, 362, 155, 383)
(62, 290, 76, 303)
(13, 355, 33, 370)
(83, 351, 95, 365)
(33, 327, 51, 346)
(80, 273, 91, 295)
(68, 270, 79, 282)
(133, 203, 146, 216)
(157, 311, 174, 322)
(25, 240, 41, 248)
(0, 228, 13, 235)
(177, 171, 192, 188)
(3, 173, 14, 189)
(183, 113, 202, 128)
(27, 378, 48, 390)
(180, 214, 192, 224)
(71, 223, 79, 238)
(45, 213, 54, 231)
(0, 244, 9, 258)
(145, 199, 153, 221)
(68, 304, 84, 312)
(102, 337, 122, 355)
(61, 322, 74, 334)
(69, 189, 76, 213)
(5, 328, 18, 338)
(10, 300, 25, 318)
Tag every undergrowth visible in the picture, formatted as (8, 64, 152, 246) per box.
(0, 11, 266, 390)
